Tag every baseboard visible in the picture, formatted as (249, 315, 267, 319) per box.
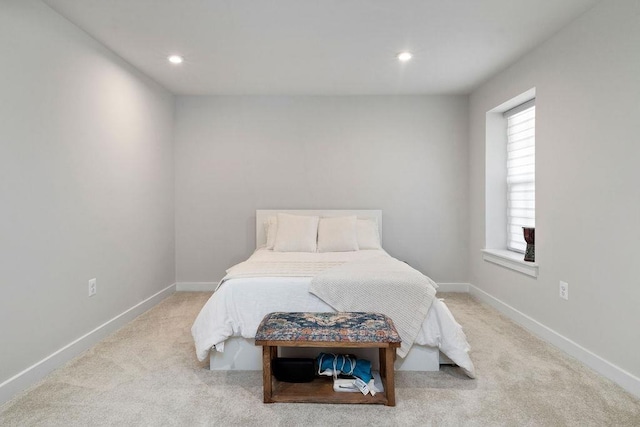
(468, 284, 640, 398)
(175, 282, 216, 291)
(0, 283, 176, 407)
(436, 282, 470, 293)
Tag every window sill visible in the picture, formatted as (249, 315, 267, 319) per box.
(482, 249, 538, 278)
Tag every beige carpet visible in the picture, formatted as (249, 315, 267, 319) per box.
(1, 292, 638, 426)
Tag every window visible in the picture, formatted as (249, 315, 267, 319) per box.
(505, 100, 535, 253)
(483, 88, 538, 277)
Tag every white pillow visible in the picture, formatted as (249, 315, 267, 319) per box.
(356, 218, 381, 249)
(317, 216, 359, 253)
(264, 216, 278, 250)
(273, 213, 319, 252)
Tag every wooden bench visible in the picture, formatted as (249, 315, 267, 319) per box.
(254, 312, 401, 406)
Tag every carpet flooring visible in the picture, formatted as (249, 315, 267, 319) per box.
(1, 292, 638, 426)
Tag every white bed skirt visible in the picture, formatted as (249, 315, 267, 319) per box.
(209, 337, 445, 371)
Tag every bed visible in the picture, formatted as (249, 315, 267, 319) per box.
(191, 210, 475, 377)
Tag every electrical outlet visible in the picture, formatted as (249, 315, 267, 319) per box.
(559, 281, 568, 300)
(88, 278, 97, 297)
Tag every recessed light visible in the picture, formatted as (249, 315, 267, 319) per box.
(397, 52, 412, 62)
(168, 55, 184, 64)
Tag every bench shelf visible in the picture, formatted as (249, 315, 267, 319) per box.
(271, 376, 389, 405)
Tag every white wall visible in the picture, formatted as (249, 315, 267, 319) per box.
(175, 95, 469, 283)
(469, 0, 640, 380)
(0, 0, 175, 389)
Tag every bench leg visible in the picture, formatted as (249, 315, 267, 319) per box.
(384, 347, 396, 406)
(262, 346, 273, 403)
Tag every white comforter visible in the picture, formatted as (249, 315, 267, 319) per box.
(191, 249, 475, 377)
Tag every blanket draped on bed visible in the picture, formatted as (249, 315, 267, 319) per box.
(309, 256, 437, 358)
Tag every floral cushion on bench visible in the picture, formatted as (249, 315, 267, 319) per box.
(255, 312, 401, 344)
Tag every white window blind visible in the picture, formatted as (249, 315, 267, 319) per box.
(505, 100, 535, 253)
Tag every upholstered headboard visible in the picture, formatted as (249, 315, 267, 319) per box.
(256, 209, 382, 249)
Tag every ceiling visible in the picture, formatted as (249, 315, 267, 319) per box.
(43, 0, 599, 95)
